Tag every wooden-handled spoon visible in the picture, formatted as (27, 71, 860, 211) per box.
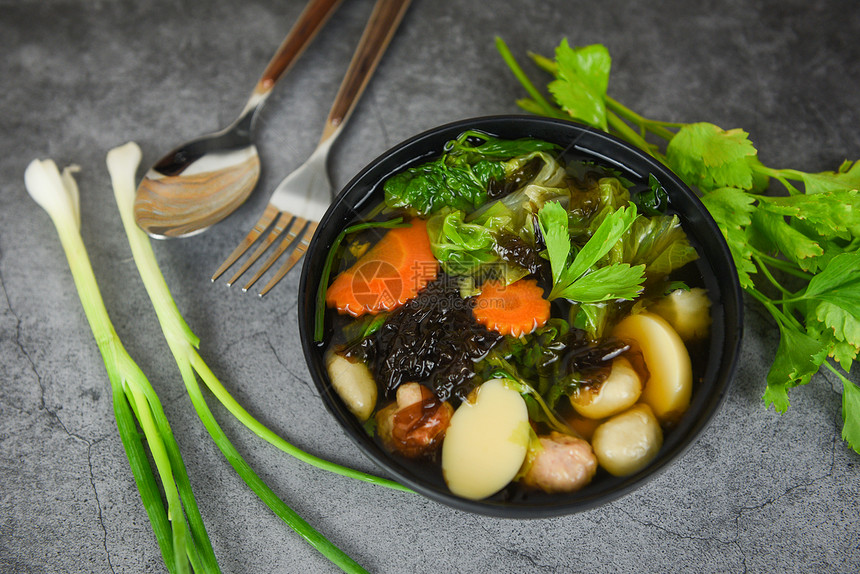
(134, 0, 343, 239)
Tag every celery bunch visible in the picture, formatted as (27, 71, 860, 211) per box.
(496, 37, 860, 453)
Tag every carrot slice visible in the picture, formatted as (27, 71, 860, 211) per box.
(326, 219, 439, 317)
(473, 278, 550, 338)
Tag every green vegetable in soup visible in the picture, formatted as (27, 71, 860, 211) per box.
(422, 142, 672, 300)
(425, 207, 534, 295)
(426, 208, 499, 275)
(466, 150, 570, 222)
(614, 213, 699, 281)
(383, 130, 558, 215)
(422, 145, 570, 292)
(634, 174, 670, 216)
(477, 316, 631, 418)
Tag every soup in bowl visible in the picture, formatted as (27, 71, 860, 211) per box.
(298, 116, 742, 517)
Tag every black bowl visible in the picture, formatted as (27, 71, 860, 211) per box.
(298, 115, 743, 518)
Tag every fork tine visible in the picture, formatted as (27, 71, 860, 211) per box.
(241, 216, 310, 292)
(225, 211, 297, 286)
(211, 204, 280, 281)
(257, 221, 319, 297)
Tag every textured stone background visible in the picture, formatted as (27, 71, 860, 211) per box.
(1, 0, 858, 572)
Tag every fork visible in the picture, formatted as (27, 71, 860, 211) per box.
(211, 0, 412, 296)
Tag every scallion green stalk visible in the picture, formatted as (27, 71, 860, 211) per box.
(106, 142, 400, 573)
(24, 159, 220, 574)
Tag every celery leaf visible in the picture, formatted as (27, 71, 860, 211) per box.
(547, 40, 611, 130)
(700, 187, 757, 288)
(814, 301, 860, 351)
(806, 317, 857, 373)
(537, 201, 572, 286)
(841, 380, 860, 454)
(803, 252, 860, 322)
(556, 263, 646, 303)
(667, 123, 758, 191)
(749, 209, 824, 268)
(763, 323, 828, 412)
(539, 202, 644, 302)
(567, 204, 638, 279)
(800, 159, 860, 195)
(757, 190, 860, 240)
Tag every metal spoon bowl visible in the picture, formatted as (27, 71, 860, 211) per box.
(134, 0, 342, 239)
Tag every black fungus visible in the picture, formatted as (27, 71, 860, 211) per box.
(494, 232, 547, 277)
(349, 275, 502, 402)
(562, 334, 630, 388)
(487, 157, 543, 200)
(501, 320, 631, 393)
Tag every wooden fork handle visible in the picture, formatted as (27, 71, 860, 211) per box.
(254, 0, 344, 97)
(320, 0, 413, 142)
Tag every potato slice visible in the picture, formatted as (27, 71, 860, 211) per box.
(649, 287, 712, 342)
(591, 403, 663, 476)
(570, 356, 642, 420)
(442, 379, 530, 500)
(612, 312, 692, 424)
(325, 351, 378, 422)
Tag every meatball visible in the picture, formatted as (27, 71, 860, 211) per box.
(520, 431, 597, 493)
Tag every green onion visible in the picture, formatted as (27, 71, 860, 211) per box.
(24, 159, 220, 574)
(107, 142, 408, 573)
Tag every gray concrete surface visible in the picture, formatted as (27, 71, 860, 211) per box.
(2, 0, 859, 572)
